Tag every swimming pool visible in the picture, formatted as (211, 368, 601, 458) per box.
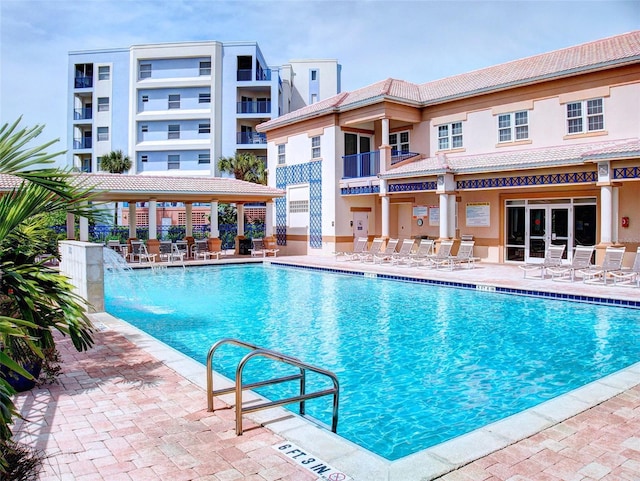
(105, 264, 640, 461)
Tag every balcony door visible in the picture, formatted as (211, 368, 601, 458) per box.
(344, 133, 373, 177)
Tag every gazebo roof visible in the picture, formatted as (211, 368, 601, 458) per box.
(0, 173, 285, 203)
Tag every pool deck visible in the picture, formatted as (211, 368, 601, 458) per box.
(12, 256, 640, 480)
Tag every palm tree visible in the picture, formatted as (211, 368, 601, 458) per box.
(99, 149, 131, 173)
(218, 152, 266, 185)
(0, 118, 98, 470)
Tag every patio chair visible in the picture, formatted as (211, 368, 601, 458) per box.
(391, 238, 416, 266)
(159, 241, 174, 262)
(193, 238, 221, 260)
(518, 244, 565, 279)
(374, 238, 399, 264)
(610, 246, 640, 287)
(578, 246, 626, 285)
(250, 238, 266, 257)
(359, 238, 384, 263)
(334, 237, 368, 261)
(426, 240, 455, 270)
(128, 241, 156, 263)
(450, 240, 479, 270)
(174, 240, 190, 259)
(263, 237, 280, 257)
(547, 245, 595, 282)
(410, 239, 435, 267)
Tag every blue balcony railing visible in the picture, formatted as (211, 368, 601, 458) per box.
(74, 76, 93, 88)
(390, 150, 419, 165)
(237, 68, 272, 81)
(73, 138, 92, 149)
(237, 100, 271, 114)
(342, 151, 380, 179)
(74, 107, 93, 120)
(237, 132, 267, 145)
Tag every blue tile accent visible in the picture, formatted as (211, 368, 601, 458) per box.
(614, 167, 640, 179)
(388, 181, 437, 193)
(340, 185, 380, 195)
(457, 171, 597, 190)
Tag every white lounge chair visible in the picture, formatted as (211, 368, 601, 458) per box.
(547, 245, 595, 282)
(610, 246, 640, 287)
(263, 238, 280, 257)
(410, 239, 435, 267)
(392, 239, 416, 266)
(579, 246, 626, 285)
(374, 238, 399, 264)
(359, 238, 384, 263)
(450, 240, 479, 270)
(335, 237, 368, 261)
(518, 244, 565, 279)
(427, 240, 455, 270)
(193, 238, 220, 260)
(128, 240, 156, 263)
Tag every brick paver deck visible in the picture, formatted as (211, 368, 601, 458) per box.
(10, 258, 640, 480)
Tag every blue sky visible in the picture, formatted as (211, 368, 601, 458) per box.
(1, 0, 638, 157)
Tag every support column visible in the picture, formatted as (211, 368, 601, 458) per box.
(265, 201, 274, 237)
(439, 193, 449, 240)
(380, 179, 389, 239)
(600, 185, 613, 244)
(148, 200, 157, 240)
(237, 203, 245, 236)
(185, 202, 193, 238)
(128, 202, 137, 239)
(79, 216, 89, 242)
(66, 212, 75, 240)
(613, 186, 619, 244)
(448, 194, 457, 239)
(379, 118, 391, 173)
(210, 201, 219, 238)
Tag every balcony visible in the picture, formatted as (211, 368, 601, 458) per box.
(237, 132, 267, 145)
(237, 68, 272, 81)
(74, 107, 93, 120)
(343, 151, 380, 179)
(73, 138, 92, 149)
(237, 100, 271, 114)
(74, 76, 93, 89)
(390, 150, 420, 165)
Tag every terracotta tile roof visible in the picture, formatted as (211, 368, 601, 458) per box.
(259, 31, 640, 131)
(380, 138, 640, 179)
(0, 173, 284, 202)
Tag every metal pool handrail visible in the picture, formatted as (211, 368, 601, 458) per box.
(206, 338, 340, 435)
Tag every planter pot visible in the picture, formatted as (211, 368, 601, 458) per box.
(2, 361, 42, 392)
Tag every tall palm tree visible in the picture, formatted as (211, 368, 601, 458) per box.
(0, 118, 98, 470)
(218, 152, 266, 185)
(99, 149, 131, 173)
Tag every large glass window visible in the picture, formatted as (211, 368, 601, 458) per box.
(438, 122, 463, 150)
(389, 131, 410, 153)
(498, 111, 529, 142)
(567, 98, 604, 134)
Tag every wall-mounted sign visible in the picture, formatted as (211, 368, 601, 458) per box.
(466, 202, 490, 227)
(412, 205, 428, 218)
(429, 206, 440, 226)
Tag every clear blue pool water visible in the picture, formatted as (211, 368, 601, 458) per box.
(104, 264, 640, 461)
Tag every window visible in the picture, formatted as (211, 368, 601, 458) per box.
(289, 200, 309, 213)
(168, 94, 180, 109)
(97, 127, 109, 141)
(438, 122, 463, 150)
(141, 155, 148, 162)
(199, 92, 211, 103)
(498, 111, 529, 142)
(389, 131, 410, 153)
(139, 63, 151, 79)
(311, 93, 318, 104)
(168, 154, 180, 169)
(311, 70, 318, 81)
(168, 124, 180, 139)
(567, 98, 604, 134)
(97, 97, 109, 112)
(142, 95, 149, 103)
(98, 66, 110, 80)
(141, 125, 148, 133)
(277, 144, 286, 164)
(198, 123, 210, 134)
(198, 153, 210, 164)
(199, 61, 211, 76)
(311, 136, 321, 158)
(96, 157, 102, 171)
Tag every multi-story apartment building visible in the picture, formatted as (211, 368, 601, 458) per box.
(257, 31, 640, 265)
(68, 41, 341, 176)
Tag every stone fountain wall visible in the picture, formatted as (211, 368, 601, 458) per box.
(59, 241, 105, 312)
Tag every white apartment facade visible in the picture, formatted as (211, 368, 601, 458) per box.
(258, 32, 640, 265)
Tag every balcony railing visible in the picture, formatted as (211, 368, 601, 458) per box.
(237, 101, 271, 114)
(74, 107, 93, 120)
(73, 138, 92, 149)
(390, 150, 419, 165)
(237, 132, 267, 145)
(74, 76, 93, 88)
(343, 151, 380, 179)
(237, 68, 272, 81)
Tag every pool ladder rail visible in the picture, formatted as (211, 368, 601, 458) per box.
(206, 338, 340, 436)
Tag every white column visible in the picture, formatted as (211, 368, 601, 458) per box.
(79, 216, 89, 242)
(265, 201, 274, 237)
(148, 199, 157, 240)
(128, 202, 136, 239)
(381, 118, 390, 144)
(439, 193, 449, 239)
(379, 118, 390, 174)
(185, 202, 193, 237)
(613, 186, 619, 244)
(237, 203, 245, 236)
(210, 201, 219, 237)
(448, 194, 457, 239)
(600, 185, 613, 244)
(380, 179, 389, 238)
(66, 212, 75, 240)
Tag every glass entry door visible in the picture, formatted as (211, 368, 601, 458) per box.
(525, 205, 569, 262)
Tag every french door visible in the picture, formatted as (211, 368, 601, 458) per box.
(526, 205, 569, 262)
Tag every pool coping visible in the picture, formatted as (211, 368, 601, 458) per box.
(97, 260, 640, 481)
